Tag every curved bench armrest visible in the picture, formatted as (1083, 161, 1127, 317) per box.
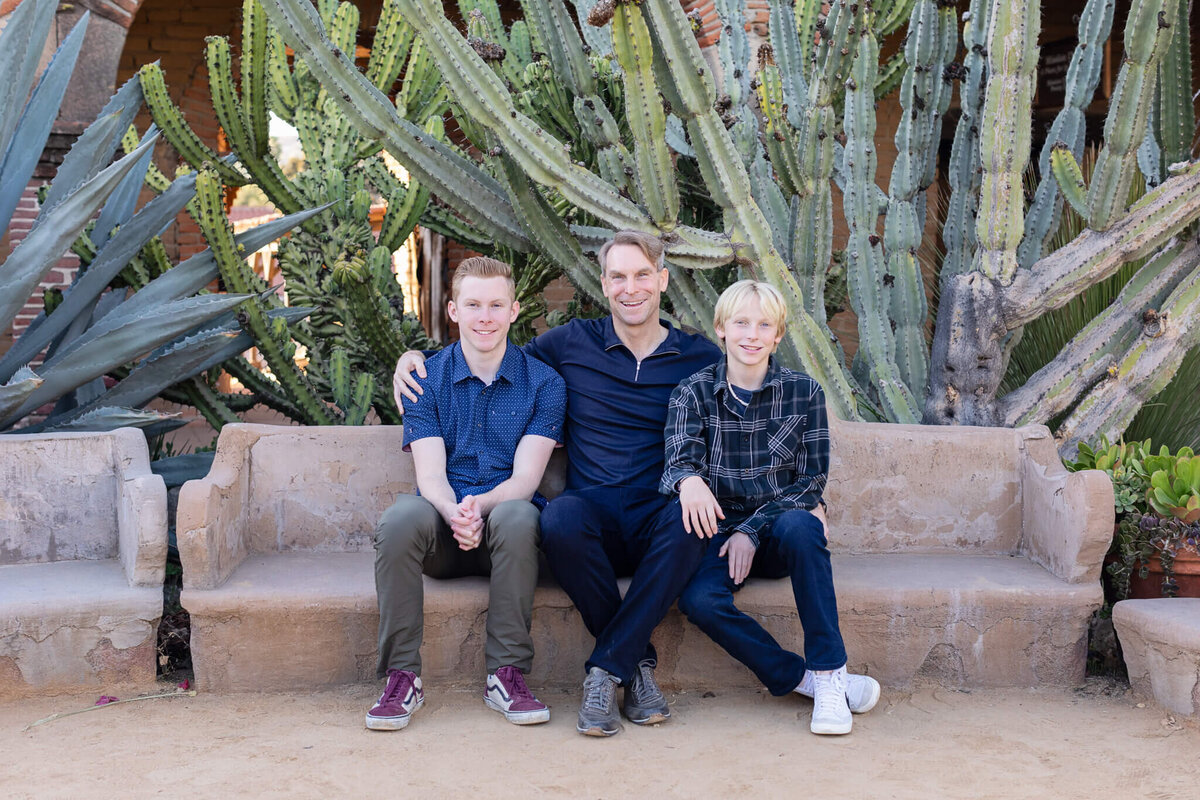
(111, 428, 169, 587)
(176, 425, 270, 589)
(1018, 426, 1114, 584)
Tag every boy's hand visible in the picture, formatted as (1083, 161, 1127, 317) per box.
(450, 495, 483, 550)
(679, 475, 724, 538)
(392, 351, 428, 413)
(811, 503, 828, 541)
(719, 532, 756, 585)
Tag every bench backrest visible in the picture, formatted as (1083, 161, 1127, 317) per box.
(221, 420, 1027, 556)
(0, 430, 133, 565)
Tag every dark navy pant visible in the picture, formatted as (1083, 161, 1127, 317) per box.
(678, 508, 847, 696)
(540, 486, 707, 685)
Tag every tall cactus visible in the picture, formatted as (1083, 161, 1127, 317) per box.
(255, 0, 1200, 456)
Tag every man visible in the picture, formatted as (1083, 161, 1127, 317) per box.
(368, 256, 565, 731)
(396, 231, 719, 736)
(662, 280, 880, 735)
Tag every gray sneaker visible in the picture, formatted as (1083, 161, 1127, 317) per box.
(623, 659, 670, 725)
(577, 666, 622, 737)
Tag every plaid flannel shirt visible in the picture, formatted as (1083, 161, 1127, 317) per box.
(660, 357, 829, 547)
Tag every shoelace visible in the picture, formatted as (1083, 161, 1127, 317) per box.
(811, 670, 848, 717)
(497, 666, 535, 703)
(381, 670, 413, 705)
(582, 671, 617, 712)
(635, 663, 664, 702)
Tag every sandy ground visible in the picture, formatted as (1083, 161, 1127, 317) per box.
(2, 678, 1198, 799)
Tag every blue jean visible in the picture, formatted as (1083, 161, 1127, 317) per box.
(677, 508, 847, 696)
(540, 486, 707, 685)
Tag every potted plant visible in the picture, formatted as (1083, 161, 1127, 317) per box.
(1071, 441, 1200, 599)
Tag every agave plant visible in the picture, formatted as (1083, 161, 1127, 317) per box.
(0, 0, 320, 434)
(255, 0, 1200, 458)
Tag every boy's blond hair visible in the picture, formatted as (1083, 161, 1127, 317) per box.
(597, 230, 665, 276)
(712, 280, 788, 339)
(451, 256, 515, 300)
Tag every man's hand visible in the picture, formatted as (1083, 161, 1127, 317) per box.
(392, 350, 428, 413)
(450, 495, 484, 550)
(719, 532, 756, 585)
(679, 476, 724, 538)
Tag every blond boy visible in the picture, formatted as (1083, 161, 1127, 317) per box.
(661, 280, 880, 735)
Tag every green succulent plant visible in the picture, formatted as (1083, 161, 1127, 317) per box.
(250, 0, 1200, 457)
(0, 0, 316, 436)
(1146, 451, 1200, 523)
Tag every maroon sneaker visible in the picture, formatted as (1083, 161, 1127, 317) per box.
(484, 666, 550, 725)
(365, 668, 424, 731)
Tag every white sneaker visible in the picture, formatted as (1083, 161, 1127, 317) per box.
(795, 667, 881, 714)
(808, 667, 853, 735)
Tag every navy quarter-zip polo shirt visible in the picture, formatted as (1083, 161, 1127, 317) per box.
(524, 317, 721, 492)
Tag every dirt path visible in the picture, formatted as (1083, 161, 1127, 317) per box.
(2, 679, 1197, 799)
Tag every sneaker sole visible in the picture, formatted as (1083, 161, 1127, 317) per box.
(577, 721, 622, 737)
(810, 717, 853, 735)
(624, 707, 670, 726)
(365, 697, 423, 731)
(484, 696, 551, 725)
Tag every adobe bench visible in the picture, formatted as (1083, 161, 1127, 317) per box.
(0, 428, 167, 699)
(176, 420, 1112, 692)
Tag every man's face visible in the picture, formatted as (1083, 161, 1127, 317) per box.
(448, 275, 519, 355)
(601, 243, 669, 330)
(715, 294, 783, 370)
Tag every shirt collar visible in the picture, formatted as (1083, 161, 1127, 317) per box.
(714, 355, 784, 397)
(601, 315, 683, 356)
(449, 340, 520, 385)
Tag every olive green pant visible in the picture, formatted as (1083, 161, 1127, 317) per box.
(374, 494, 541, 678)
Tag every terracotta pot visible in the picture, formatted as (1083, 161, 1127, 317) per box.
(1127, 547, 1200, 599)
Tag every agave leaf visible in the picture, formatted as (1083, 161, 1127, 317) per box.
(37, 406, 179, 433)
(0, 367, 44, 421)
(0, 0, 59, 165)
(40, 75, 145, 215)
(0, 11, 90, 233)
(99, 204, 331, 327)
(149, 451, 217, 488)
(91, 124, 160, 250)
(0, 292, 251, 427)
(0, 171, 198, 383)
(0, 136, 157, 332)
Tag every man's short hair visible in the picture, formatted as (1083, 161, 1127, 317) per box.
(596, 230, 665, 276)
(451, 256, 515, 300)
(713, 279, 789, 336)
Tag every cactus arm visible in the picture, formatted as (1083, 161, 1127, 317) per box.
(378, 177, 429, 254)
(971, 0, 1040, 285)
(221, 355, 306, 421)
(1003, 161, 1200, 326)
(365, 0, 414, 92)
(259, 0, 531, 251)
(1049, 144, 1089, 217)
(193, 168, 337, 425)
(494, 151, 606, 305)
(138, 63, 248, 185)
(1017, 0, 1115, 268)
(874, 51, 907, 100)
(573, 97, 632, 193)
(769, 0, 808, 126)
(1087, 0, 1180, 231)
(793, 0, 822, 65)
(573, 0, 615, 57)
(266, 26, 299, 116)
(1000, 240, 1194, 427)
(939, 0, 991, 289)
(242, 0, 271, 158)
(882, 0, 956, 397)
(612, 0, 680, 227)
(1155, 0, 1192, 171)
(206, 36, 306, 215)
(843, 6, 920, 423)
(878, 0, 919, 36)
(518, 0, 596, 96)
(713, 0, 752, 106)
(1056, 255, 1200, 458)
(756, 59, 804, 198)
